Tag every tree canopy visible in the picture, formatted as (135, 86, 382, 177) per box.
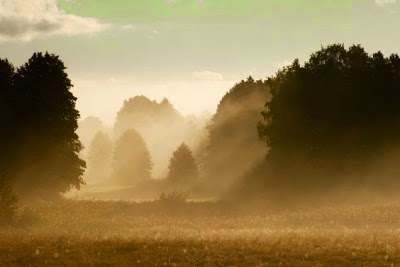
(203, 77, 269, 195)
(114, 95, 203, 178)
(87, 131, 113, 184)
(77, 116, 105, 152)
(0, 52, 85, 198)
(114, 96, 181, 137)
(167, 143, 199, 187)
(256, 44, 400, 199)
(0, 59, 15, 176)
(112, 129, 152, 185)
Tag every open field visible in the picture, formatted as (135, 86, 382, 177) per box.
(2, 200, 400, 266)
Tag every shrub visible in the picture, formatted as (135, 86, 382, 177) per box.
(0, 174, 19, 223)
(157, 191, 189, 205)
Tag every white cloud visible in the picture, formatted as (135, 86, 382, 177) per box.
(0, 0, 107, 43)
(375, 0, 397, 6)
(192, 71, 224, 81)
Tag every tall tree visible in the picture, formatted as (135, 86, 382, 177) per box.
(203, 77, 269, 195)
(112, 129, 152, 185)
(12, 52, 85, 197)
(0, 59, 15, 175)
(86, 131, 113, 184)
(255, 44, 400, 200)
(167, 143, 199, 187)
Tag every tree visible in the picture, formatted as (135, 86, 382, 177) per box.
(167, 143, 199, 187)
(0, 59, 16, 174)
(202, 77, 269, 195)
(11, 52, 85, 197)
(114, 96, 189, 178)
(112, 129, 152, 185)
(255, 44, 400, 201)
(77, 116, 105, 152)
(86, 131, 113, 184)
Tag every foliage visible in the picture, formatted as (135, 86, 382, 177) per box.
(257, 44, 400, 197)
(167, 143, 199, 187)
(157, 191, 189, 205)
(114, 95, 204, 178)
(112, 129, 152, 185)
(86, 131, 113, 183)
(77, 116, 105, 151)
(0, 173, 18, 222)
(0, 59, 15, 174)
(114, 96, 181, 137)
(0, 53, 85, 198)
(203, 77, 269, 194)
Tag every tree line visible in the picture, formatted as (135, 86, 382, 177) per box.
(245, 44, 400, 205)
(2, 43, 400, 211)
(0, 53, 199, 217)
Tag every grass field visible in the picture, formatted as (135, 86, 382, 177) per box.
(1, 199, 400, 266)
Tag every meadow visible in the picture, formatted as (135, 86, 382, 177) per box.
(0, 199, 400, 266)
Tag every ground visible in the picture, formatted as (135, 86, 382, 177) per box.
(1, 199, 400, 266)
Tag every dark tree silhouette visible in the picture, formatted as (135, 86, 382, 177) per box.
(203, 77, 269, 195)
(0, 59, 16, 175)
(254, 44, 400, 201)
(11, 52, 85, 197)
(112, 129, 152, 185)
(86, 131, 113, 183)
(167, 143, 199, 187)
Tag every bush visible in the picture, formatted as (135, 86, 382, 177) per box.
(16, 206, 40, 227)
(157, 191, 189, 205)
(0, 174, 19, 223)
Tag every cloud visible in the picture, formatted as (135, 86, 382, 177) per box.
(192, 71, 224, 81)
(0, 0, 107, 42)
(375, 0, 397, 6)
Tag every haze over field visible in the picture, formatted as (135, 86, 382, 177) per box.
(3, 1, 400, 266)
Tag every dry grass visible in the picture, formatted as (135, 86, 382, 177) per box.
(1, 199, 400, 266)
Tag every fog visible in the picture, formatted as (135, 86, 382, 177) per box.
(4, 45, 400, 267)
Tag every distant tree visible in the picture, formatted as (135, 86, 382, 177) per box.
(11, 52, 85, 197)
(114, 96, 182, 137)
(167, 143, 199, 187)
(114, 95, 200, 179)
(255, 44, 400, 199)
(86, 131, 113, 183)
(77, 116, 105, 152)
(203, 77, 269, 195)
(112, 129, 152, 185)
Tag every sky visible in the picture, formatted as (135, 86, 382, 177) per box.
(0, 0, 399, 124)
